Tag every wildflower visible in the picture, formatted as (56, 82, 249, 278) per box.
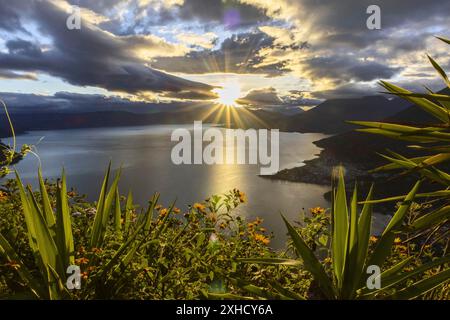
(75, 257, 89, 265)
(394, 237, 402, 245)
(193, 203, 206, 213)
(67, 191, 77, 198)
(254, 233, 270, 245)
(91, 247, 102, 254)
(155, 204, 163, 211)
(173, 207, 181, 214)
(6, 261, 20, 270)
(369, 236, 378, 243)
(323, 257, 332, 264)
(159, 208, 168, 217)
(259, 227, 267, 233)
(0, 190, 9, 201)
(238, 191, 247, 203)
(86, 208, 96, 217)
(310, 207, 325, 215)
(81, 272, 89, 280)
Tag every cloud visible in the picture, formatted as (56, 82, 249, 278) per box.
(152, 31, 292, 76)
(0, 91, 193, 113)
(0, 70, 37, 80)
(0, 0, 215, 99)
(302, 56, 402, 84)
(175, 32, 218, 49)
(237, 87, 282, 105)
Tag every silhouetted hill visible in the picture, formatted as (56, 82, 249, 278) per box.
(0, 107, 287, 138)
(284, 95, 410, 134)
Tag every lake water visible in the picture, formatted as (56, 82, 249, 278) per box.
(10, 125, 332, 248)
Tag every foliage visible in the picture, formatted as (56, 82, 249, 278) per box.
(0, 99, 30, 178)
(0, 166, 297, 299)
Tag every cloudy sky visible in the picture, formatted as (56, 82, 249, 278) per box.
(0, 0, 449, 111)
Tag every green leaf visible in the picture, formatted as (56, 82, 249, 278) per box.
(124, 190, 133, 234)
(55, 169, 74, 266)
(406, 205, 450, 232)
(0, 233, 45, 299)
(281, 214, 335, 299)
(332, 167, 349, 291)
(238, 258, 302, 266)
(368, 181, 421, 268)
(428, 54, 450, 88)
(388, 268, 450, 300)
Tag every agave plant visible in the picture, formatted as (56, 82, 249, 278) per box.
(349, 36, 450, 195)
(240, 168, 450, 299)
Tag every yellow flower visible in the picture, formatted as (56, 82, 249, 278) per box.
(369, 236, 378, 243)
(0, 190, 9, 201)
(310, 207, 325, 215)
(323, 257, 332, 264)
(159, 208, 168, 217)
(254, 233, 270, 245)
(193, 203, 206, 213)
(238, 191, 247, 203)
(173, 207, 181, 214)
(394, 237, 402, 244)
(155, 204, 163, 211)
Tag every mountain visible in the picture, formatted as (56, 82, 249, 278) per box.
(0, 106, 287, 138)
(283, 95, 411, 134)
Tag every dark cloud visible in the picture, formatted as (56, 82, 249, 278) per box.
(0, 1, 28, 33)
(69, 0, 269, 32)
(237, 87, 282, 105)
(152, 31, 290, 75)
(303, 56, 402, 84)
(281, 90, 322, 106)
(176, 0, 269, 29)
(0, 91, 191, 113)
(0, 70, 37, 80)
(0, 1, 214, 98)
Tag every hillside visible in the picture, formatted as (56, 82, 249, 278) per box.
(284, 95, 410, 134)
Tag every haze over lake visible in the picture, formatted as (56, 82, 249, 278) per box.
(11, 124, 330, 247)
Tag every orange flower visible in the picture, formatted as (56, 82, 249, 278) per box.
(254, 233, 270, 245)
(75, 257, 89, 265)
(310, 207, 325, 215)
(91, 247, 102, 254)
(81, 272, 89, 280)
(238, 191, 247, 203)
(0, 191, 9, 201)
(159, 208, 168, 217)
(369, 236, 378, 243)
(173, 207, 181, 214)
(193, 203, 206, 213)
(6, 261, 20, 270)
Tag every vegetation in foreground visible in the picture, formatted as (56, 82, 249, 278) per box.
(0, 36, 449, 300)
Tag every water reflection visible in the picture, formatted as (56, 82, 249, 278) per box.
(11, 125, 331, 248)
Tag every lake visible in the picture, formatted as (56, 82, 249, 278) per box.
(11, 124, 332, 248)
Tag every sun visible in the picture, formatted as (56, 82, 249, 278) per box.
(213, 80, 242, 107)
